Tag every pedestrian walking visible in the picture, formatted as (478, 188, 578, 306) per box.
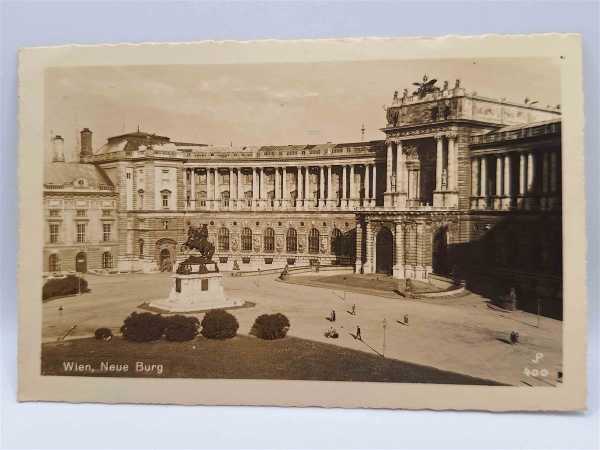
(351, 304, 356, 315)
(331, 309, 336, 322)
(356, 325, 362, 341)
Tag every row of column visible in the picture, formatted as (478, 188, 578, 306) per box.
(186, 164, 379, 209)
(471, 150, 560, 210)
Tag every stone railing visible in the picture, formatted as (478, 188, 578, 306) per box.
(471, 122, 560, 145)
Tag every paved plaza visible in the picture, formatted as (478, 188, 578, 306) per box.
(42, 272, 562, 386)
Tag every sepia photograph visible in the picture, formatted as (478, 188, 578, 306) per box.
(17, 35, 587, 410)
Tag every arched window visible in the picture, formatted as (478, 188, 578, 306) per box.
(102, 252, 113, 269)
(218, 227, 230, 251)
(286, 228, 297, 253)
(308, 228, 320, 254)
(263, 228, 275, 253)
(241, 227, 253, 252)
(139, 239, 144, 257)
(48, 254, 60, 272)
(331, 228, 343, 255)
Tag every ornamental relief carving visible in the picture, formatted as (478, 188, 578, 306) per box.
(298, 235, 306, 253)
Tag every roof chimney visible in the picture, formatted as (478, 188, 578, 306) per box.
(52, 135, 65, 162)
(80, 128, 93, 159)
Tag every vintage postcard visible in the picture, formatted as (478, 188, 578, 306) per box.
(18, 34, 586, 410)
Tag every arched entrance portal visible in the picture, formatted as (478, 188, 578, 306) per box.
(433, 226, 450, 276)
(155, 238, 177, 272)
(159, 249, 173, 272)
(375, 227, 393, 275)
(75, 252, 87, 273)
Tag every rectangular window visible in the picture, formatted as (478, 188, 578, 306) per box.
(162, 193, 169, 208)
(175, 278, 181, 293)
(201, 279, 208, 291)
(102, 209, 112, 216)
(242, 257, 250, 264)
(49, 224, 59, 243)
(49, 209, 60, 217)
(76, 209, 87, 217)
(102, 223, 111, 241)
(76, 223, 86, 243)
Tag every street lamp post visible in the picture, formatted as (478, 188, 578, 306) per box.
(382, 318, 387, 358)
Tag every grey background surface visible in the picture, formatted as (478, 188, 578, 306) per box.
(1, 1, 598, 449)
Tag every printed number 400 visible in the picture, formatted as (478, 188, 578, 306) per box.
(523, 367, 549, 377)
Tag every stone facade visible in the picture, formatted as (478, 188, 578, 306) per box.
(44, 79, 564, 318)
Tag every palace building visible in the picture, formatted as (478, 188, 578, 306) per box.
(44, 78, 563, 317)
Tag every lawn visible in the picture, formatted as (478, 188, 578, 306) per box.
(285, 273, 440, 295)
(42, 335, 502, 385)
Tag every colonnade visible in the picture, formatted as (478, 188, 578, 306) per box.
(470, 149, 560, 210)
(185, 163, 379, 210)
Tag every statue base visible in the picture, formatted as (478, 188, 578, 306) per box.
(149, 272, 243, 313)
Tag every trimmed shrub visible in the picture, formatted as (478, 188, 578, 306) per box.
(200, 309, 239, 339)
(42, 275, 88, 300)
(120, 312, 167, 342)
(94, 327, 113, 340)
(250, 313, 290, 340)
(164, 315, 200, 342)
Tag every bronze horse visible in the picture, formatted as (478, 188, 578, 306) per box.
(182, 224, 215, 262)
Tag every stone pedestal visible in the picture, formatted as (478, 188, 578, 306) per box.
(433, 191, 459, 208)
(149, 270, 242, 313)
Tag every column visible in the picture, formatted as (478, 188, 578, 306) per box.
(319, 166, 325, 206)
(282, 167, 288, 201)
(349, 164, 355, 206)
(519, 153, 526, 195)
(550, 151, 558, 193)
(237, 168, 243, 207)
(415, 224, 424, 278)
(365, 164, 371, 205)
(355, 221, 363, 273)
(436, 134, 444, 191)
(394, 222, 405, 278)
(365, 221, 373, 273)
(297, 167, 303, 205)
(275, 168, 280, 200)
(260, 167, 266, 202)
(190, 169, 196, 208)
(372, 164, 377, 204)
(342, 165, 347, 204)
(327, 165, 333, 207)
(480, 157, 487, 197)
(471, 158, 479, 197)
(252, 167, 258, 200)
(395, 141, 403, 192)
(212, 169, 218, 200)
(448, 134, 457, 191)
(415, 170, 420, 200)
(228, 168, 234, 209)
(386, 141, 393, 192)
(527, 152, 535, 193)
(503, 154, 512, 208)
(496, 156, 503, 197)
